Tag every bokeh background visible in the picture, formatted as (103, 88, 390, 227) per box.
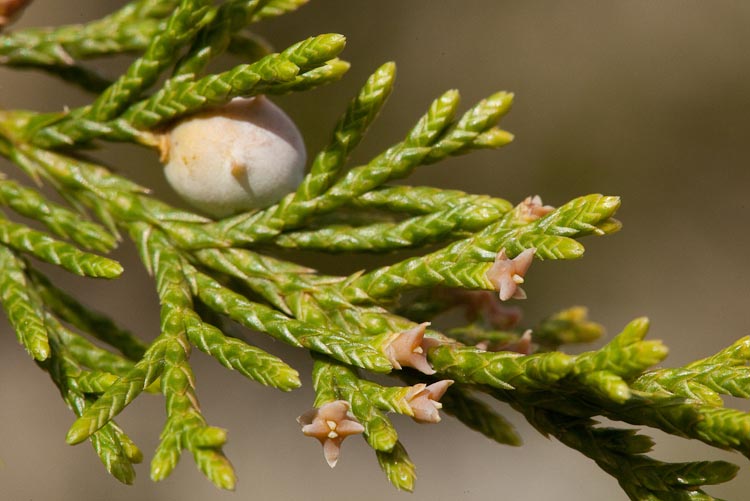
(2, 1, 750, 500)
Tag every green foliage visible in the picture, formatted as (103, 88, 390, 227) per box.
(312, 355, 400, 452)
(0, 1, 748, 499)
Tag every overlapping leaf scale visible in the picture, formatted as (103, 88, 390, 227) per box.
(296, 62, 396, 201)
(320, 90, 459, 209)
(55, 327, 135, 377)
(429, 345, 574, 391)
(440, 384, 521, 446)
(0, 244, 49, 360)
(635, 337, 750, 402)
(192, 271, 392, 372)
(121, 33, 346, 132)
(376, 441, 416, 492)
(42, 321, 142, 484)
(354, 185, 512, 222)
(252, 0, 309, 21)
(76, 371, 121, 394)
(274, 205, 485, 252)
(174, 0, 266, 78)
(422, 91, 513, 163)
(522, 408, 737, 501)
(0, 0, 177, 66)
(0, 178, 116, 252)
(31, 0, 214, 148)
(66, 350, 166, 446)
(0, 216, 122, 278)
(185, 314, 300, 391)
(475, 194, 621, 261)
(263, 58, 350, 94)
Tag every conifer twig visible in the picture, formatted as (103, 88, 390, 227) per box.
(1, 2, 748, 498)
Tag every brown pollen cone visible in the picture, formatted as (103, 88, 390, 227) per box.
(383, 322, 436, 375)
(405, 380, 454, 423)
(486, 248, 535, 301)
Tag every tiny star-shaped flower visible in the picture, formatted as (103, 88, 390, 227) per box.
(454, 290, 523, 329)
(404, 380, 454, 423)
(477, 329, 534, 354)
(517, 195, 554, 222)
(486, 248, 536, 301)
(484, 300, 523, 330)
(297, 400, 365, 468)
(383, 322, 436, 375)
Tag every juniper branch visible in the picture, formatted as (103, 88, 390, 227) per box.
(0, 0, 178, 66)
(1, 2, 749, 498)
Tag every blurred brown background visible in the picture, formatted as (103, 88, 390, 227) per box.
(2, 1, 750, 500)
